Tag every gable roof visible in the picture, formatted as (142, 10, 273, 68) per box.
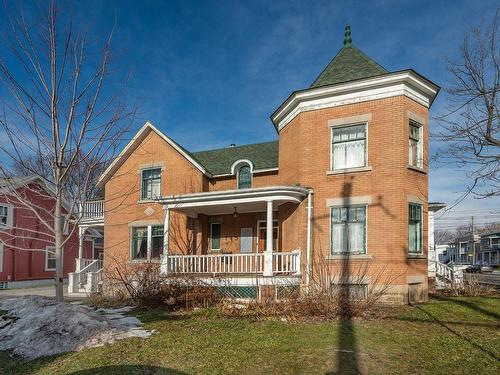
(192, 141, 279, 176)
(310, 45, 388, 88)
(97, 122, 209, 186)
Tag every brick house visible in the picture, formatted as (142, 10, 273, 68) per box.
(73, 27, 439, 303)
(0, 176, 98, 289)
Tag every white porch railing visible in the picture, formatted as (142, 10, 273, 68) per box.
(430, 260, 462, 283)
(68, 259, 103, 294)
(164, 250, 300, 276)
(80, 200, 104, 221)
(273, 250, 300, 274)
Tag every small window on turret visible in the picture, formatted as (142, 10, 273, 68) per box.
(409, 120, 423, 168)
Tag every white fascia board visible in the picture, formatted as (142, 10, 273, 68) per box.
(97, 121, 209, 187)
(161, 186, 309, 207)
(272, 71, 439, 132)
(166, 194, 303, 209)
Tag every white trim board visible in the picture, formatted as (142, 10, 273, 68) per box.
(97, 121, 209, 186)
(271, 71, 439, 132)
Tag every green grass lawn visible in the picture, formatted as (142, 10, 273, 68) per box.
(0, 296, 499, 375)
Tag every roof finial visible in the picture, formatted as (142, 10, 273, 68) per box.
(343, 24, 352, 46)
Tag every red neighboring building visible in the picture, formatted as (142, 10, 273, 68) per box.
(0, 176, 98, 288)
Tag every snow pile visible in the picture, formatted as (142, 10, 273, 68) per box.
(0, 296, 152, 359)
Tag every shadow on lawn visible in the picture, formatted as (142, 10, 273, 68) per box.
(433, 295, 500, 320)
(325, 180, 361, 375)
(414, 304, 499, 361)
(67, 365, 187, 374)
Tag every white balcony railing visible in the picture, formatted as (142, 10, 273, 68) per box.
(80, 200, 104, 222)
(164, 250, 300, 276)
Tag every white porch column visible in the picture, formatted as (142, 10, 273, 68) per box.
(76, 226, 86, 272)
(162, 207, 170, 274)
(264, 199, 274, 277)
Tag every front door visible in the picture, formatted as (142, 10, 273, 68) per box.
(257, 221, 278, 252)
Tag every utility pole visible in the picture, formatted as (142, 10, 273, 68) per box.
(471, 216, 475, 264)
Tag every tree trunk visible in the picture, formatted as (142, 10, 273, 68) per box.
(54, 170, 64, 301)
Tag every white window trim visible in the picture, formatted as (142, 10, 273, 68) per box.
(45, 246, 57, 271)
(61, 214, 69, 235)
(140, 167, 163, 201)
(329, 122, 369, 173)
(256, 220, 279, 252)
(231, 160, 253, 190)
(408, 119, 424, 170)
(329, 204, 368, 255)
(130, 224, 163, 261)
(210, 223, 221, 251)
(408, 203, 423, 255)
(0, 203, 14, 227)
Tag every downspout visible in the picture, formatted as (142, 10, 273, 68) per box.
(306, 189, 313, 292)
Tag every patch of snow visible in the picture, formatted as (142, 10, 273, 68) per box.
(0, 296, 152, 360)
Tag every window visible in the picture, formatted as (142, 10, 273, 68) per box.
(331, 124, 367, 170)
(45, 246, 56, 271)
(409, 120, 423, 168)
(0, 205, 9, 226)
(408, 204, 422, 254)
(330, 206, 366, 254)
(237, 165, 252, 189)
(59, 215, 69, 235)
(240, 227, 253, 253)
(151, 226, 163, 259)
(331, 283, 368, 300)
(131, 225, 163, 260)
(141, 168, 162, 200)
(211, 223, 221, 251)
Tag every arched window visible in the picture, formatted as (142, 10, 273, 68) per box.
(237, 165, 252, 189)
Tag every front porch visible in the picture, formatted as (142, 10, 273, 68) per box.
(160, 186, 313, 281)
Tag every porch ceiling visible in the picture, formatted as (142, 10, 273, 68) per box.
(159, 185, 310, 217)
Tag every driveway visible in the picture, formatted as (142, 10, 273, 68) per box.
(0, 285, 71, 299)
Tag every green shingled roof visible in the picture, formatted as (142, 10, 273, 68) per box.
(192, 141, 278, 175)
(310, 45, 387, 88)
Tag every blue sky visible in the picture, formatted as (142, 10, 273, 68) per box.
(1, 0, 499, 229)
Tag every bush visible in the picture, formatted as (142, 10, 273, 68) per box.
(103, 259, 221, 309)
(444, 275, 495, 297)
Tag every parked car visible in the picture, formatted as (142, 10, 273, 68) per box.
(465, 264, 494, 273)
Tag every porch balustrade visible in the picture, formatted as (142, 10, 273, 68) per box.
(79, 200, 104, 221)
(164, 250, 300, 276)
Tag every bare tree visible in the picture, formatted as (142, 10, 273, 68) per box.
(0, 1, 134, 301)
(434, 229, 456, 245)
(435, 10, 499, 197)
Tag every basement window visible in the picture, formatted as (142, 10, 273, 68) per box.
(330, 283, 368, 300)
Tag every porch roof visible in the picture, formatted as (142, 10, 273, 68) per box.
(159, 186, 310, 217)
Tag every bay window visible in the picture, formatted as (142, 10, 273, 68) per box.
(408, 204, 422, 254)
(331, 124, 367, 170)
(330, 205, 367, 254)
